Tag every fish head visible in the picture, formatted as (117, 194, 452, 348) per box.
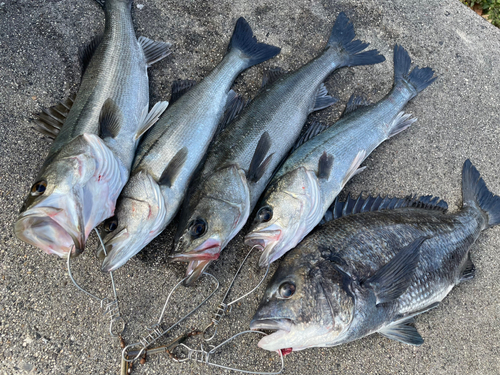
(15, 134, 127, 258)
(250, 247, 355, 352)
(100, 171, 167, 272)
(245, 168, 322, 267)
(171, 165, 251, 285)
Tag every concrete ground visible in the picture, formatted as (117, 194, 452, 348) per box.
(1, 0, 499, 374)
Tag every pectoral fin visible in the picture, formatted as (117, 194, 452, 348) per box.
(158, 147, 188, 187)
(247, 132, 274, 183)
(363, 236, 426, 305)
(99, 99, 123, 139)
(317, 151, 334, 180)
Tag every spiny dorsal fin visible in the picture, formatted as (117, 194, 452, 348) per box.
(99, 98, 123, 139)
(362, 236, 426, 305)
(135, 101, 169, 140)
(291, 121, 329, 153)
(247, 131, 274, 183)
(388, 111, 417, 138)
(342, 94, 371, 117)
(79, 34, 104, 77)
(378, 320, 424, 346)
(321, 193, 448, 224)
(318, 151, 334, 180)
(158, 147, 188, 187)
(310, 83, 338, 113)
(138, 36, 172, 67)
(33, 94, 76, 139)
(218, 91, 247, 133)
(261, 67, 286, 88)
(170, 79, 197, 105)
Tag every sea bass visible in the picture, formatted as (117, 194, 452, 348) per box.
(245, 45, 437, 267)
(14, 0, 170, 257)
(250, 160, 500, 352)
(170, 12, 385, 285)
(99, 17, 280, 272)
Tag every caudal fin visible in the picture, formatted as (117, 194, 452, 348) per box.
(394, 45, 437, 95)
(229, 17, 281, 69)
(462, 159, 500, 228)
(327, 12, 385, 67)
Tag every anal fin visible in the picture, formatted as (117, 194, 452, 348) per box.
(34, 94, 75, 139)
(138, 36, 172, 67)
(363, 236, 427, 305)
(135, 101, 169, 140)
(459, 253, 475, 283)
(159, 147, 188, 188)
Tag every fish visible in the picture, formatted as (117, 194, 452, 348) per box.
(14, 0, 170, 257)
(99, 17, 281, 272)
(245, 45, 437, 267)
(250, 160, 500, 352)
(170, 12, 386, 286)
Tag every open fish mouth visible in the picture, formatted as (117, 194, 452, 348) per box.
(100, 228, 131, 272)
(169, 241, 221, 263)
(14, 207, 84, 257)
(244, 229, 282, 267)
(249, 318, 293, 350)
(183, 259, 213, 286)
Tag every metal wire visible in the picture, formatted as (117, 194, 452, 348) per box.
(204, 245, 270, 341)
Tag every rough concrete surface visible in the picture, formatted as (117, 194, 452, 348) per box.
(1, 0, 499, 374)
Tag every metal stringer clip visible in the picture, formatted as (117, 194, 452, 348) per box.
(203, 245, 270, 342)
(172, 330, 285, 375)
(66, 229, 125, 337)
(122, 272, 219, 363)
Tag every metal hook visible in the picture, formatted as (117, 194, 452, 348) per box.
(203, 246, 270, 341)
(66, 229, 125, 337)
(122, 272, 219, 363)
(172, 330, 285, 374)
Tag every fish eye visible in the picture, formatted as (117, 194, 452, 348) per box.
(30, 180, 47, 196)
(188, 218, 207, 238)
(278, 282, 296, 299)
(104, 217, 118, 232)
(257, 206, 273, 223)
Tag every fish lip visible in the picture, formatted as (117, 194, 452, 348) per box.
(100, 228, 130, 272)
(169, 241, 221, 263)
(183, 259, 212, 286)
(245, 229, 282, 267)
(249, 318, 293, 332)
(14, 206, 85, 257)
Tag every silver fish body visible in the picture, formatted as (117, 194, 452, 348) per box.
(14, 0, 169, 257)
(171, 12, 386, 285)
(100, 17, 281, 272)
(246, 45, 437, 267)
(250, 160, 500, 352)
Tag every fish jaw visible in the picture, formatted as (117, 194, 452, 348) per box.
(169, 238, 222, 263)
(184, 259, 213, 286)
(250, 318, 293, 351)
(14, 200, 85, 257)
(244, 226, 283, 267)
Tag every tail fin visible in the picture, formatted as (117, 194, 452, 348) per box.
(228, 17, 281, 69)
(393, 45, 437, 94)
(462, 159, 500, 228)
(327, 12, 385, 67)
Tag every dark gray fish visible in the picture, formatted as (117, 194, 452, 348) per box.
(99, 17, 280, 272)
(245, 45, 437, 267)
(14, 0, 170, 257)
(170, 12, 385, 285)
(251, 160, 500, 352)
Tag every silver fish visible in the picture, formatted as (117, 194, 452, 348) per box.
(245, 45, 437, 267)
(14, 0, 170, 257)
(99, 17, 281, 272)
(250, 160, 500, 352)
(170, 12, 385, 285)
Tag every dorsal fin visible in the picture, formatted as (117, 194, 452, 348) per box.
(261, 67, 286, 88)
(342, 94, 371, 117)
(170, 79, 197, 105)
(218, 91, 247, 133)
(138, 36, 172, 67)
(322, 193, 448, 223)
(78, 34, 104, 77)
(135, 101, 169, 140)
(33, 94, 76, 139)
(291, 121, 329, 152)
(158, 147, 188, 187)
(247, 131, 274, 183)
(310, 83, 338, 113)
(99, 98, 123, 139)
